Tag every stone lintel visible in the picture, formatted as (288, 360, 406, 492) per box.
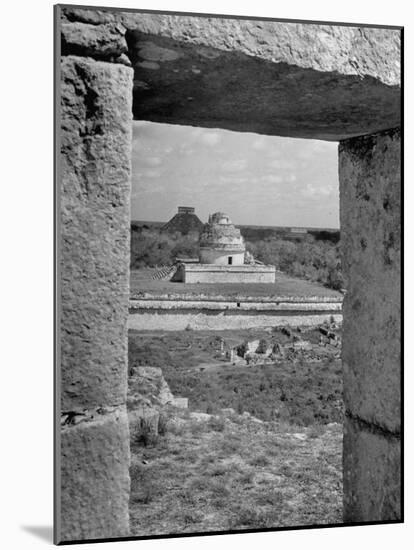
(61, 7, 401, 140)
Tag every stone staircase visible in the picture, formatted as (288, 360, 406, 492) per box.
(151, 265, 177, 281)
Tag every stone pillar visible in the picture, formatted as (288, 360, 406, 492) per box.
(57, 8, 133, 542)
(339, 128, 401, 522)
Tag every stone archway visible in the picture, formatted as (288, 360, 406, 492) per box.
(57, 5, 401, 542)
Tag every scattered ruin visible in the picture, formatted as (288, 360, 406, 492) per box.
(226, 324, 342, 367)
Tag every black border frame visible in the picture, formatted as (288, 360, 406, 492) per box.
(54, 4, 404, 545)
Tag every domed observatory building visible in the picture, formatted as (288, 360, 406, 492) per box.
(199, 212, 246, 265)
(178, 211, 276, 284)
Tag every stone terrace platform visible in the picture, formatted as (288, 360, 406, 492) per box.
(129, 269, 343, 330)
(130, 268, 343, 301)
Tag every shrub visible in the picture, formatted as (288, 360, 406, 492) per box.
(256, 338, 269, 354)
(132, 417, 159, 447)
(249, 453, 271, 467)
(158, 413, 168, 436)
(206, 402, 218, 414)
(208, 416, 226, 432)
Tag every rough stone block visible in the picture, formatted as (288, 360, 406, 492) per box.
(61, 21, 128, 60)
(172, 397, 189, 409)
(343, 416, 401, 522)
(339, 128, 401, 433)
(59, 408, 130, 542)
(60, 56, 133, 410)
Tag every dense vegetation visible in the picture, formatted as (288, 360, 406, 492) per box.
(130, 228, 199, 269)
(246, 238, 343, 291)
(130, 226, 343, 291)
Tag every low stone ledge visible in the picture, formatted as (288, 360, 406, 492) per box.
(59, 407, 130, 542)
(128, 310, 342, 331)
(61, 21, 129, 62)
(129, 298, 342, 312)
(131, 292, 343, 303)
(343, 415, 401, 523)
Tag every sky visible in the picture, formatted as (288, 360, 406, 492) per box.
(131, 121, 339, 229)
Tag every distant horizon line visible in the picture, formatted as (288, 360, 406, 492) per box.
(131, 219, 340, 232)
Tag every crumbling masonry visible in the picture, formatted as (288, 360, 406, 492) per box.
(56, 5, 401, 542)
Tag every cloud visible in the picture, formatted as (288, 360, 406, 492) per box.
(303, 183, 333, 198)
(178, 144, 195, 154)
(198, 132, 222, 146)
(131, 184, 165, 197)
(222, 159, 248, 172)
(133, 120, 150, 129)
(143, 169, 162, 178)
(252, 136, 267, 150)
(143, 156, 161, 166)
(130, 121, 339, 227)
(259, 174, 284, 185)
(267, 159, 294, 170)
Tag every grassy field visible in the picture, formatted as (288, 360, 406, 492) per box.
(130, 268, 343, 300)
(129, 411, 342, 536)
(128, 325, 343, 535)
(128, 327, 343, 425)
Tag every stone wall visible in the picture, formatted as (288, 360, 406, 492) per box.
(57, 6, 133, 543)
(199, 249, 245, 265)
(339, 128, 401, 521)
(183, 264, 276, 283)
(128, 297, 342, 331)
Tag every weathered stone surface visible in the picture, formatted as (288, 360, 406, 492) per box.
(172, 397, 189, 409)
(59, 408, 130, 542)
(60, 55, 133, 410)
(62, 7, 400, 84)
(183, 264, 276, 283)
(61, 6, 118, 26)
(127, 366, 175, 409)
(61, 6, 401, 140)
(339, 128, 401, 433)
(343, 415, 401, 522)
(61, 21, 128, 60)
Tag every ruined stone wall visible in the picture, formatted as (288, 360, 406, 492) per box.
(128, 298, 342, 331)
(57, 6, 133, 543)
(183, 264, 276, 283)
(128, 310, 343, 331)
(339, 128, 401, 521)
